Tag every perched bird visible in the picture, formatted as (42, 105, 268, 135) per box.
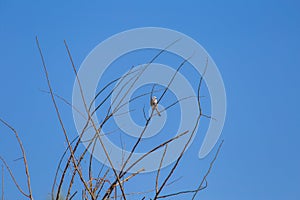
(150, 96, 161, 116)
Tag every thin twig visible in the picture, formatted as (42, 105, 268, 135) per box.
(69, 191, 77, 200)
(123, 130, 189, 176)
(157, 140, 224, 199)
(54, 71, 125, 199)
(191, 140, 224, 199)
(0, 156, 29, 198)
(116, 168, 145, 186)
(64, 40, 126, 199)
(154, 56, 208, 199)
(156, 144, 168, 193)
(157, 180, 207, 199)
(102, 39, 182, 200)
(52, 136, 78, 199)
(36, 37, 94, 199)
(39, 89, 86, 119)
(0, 119, 33, 200)
(1, 165, 4, 200)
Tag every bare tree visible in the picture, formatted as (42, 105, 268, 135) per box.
(0, 38, 223, 200)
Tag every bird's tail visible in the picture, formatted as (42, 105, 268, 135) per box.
(155, 107, 161, 116)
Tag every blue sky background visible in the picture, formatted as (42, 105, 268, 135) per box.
(1, 0, 300, 199)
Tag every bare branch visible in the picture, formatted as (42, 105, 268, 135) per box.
(1, 165, 3, 200)
(0, 119, 33, 200)
(36, 37, 94, 199)
(0, 156, 29, 198)
(192, 140, 224, 199)
(153, 55, 208, 199)
(157, 140, 224, 199)
(156, 144, 168, 193)
(64, 40, 126, 199)
(39, 89, 86, 120)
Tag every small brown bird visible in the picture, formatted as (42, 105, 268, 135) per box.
(150, 96, 161, 116)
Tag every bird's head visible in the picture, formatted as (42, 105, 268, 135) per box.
(152, 96, 157, 101)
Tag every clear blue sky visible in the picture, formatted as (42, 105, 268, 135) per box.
(1, 0, 300, 199)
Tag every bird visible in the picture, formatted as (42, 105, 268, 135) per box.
(150, 96, 161, 116)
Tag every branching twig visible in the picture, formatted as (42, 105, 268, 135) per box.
(36, 37, 94, 199)
(157, 140, 224, 199)
(0, 119, 33, 200)
(153, 56, 208, 199)
(64, 40, 126, 199)
(191, 140, 224, 199)
(0, 156, 29, 198)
